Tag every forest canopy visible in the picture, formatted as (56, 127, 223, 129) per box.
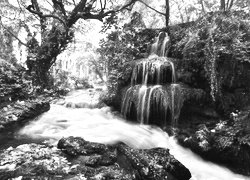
(0, 0, 249, 97)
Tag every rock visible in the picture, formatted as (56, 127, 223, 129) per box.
(58, 136, 191, 180)
(58, 136, 109, 156)
(0, 144, 72, 179)
(176, 117, 250, 176)
(0, 99, 50, 130)
(0, 136, 192, 179)
(117, 143, 191, 180)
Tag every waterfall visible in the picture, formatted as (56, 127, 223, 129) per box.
(122, 32, 182, 127)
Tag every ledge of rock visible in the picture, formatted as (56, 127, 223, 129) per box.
(0, 136, 192, 180)
(0, 99, 50, 130)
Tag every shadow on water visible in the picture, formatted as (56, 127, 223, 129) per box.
(0, 118, 46, 151)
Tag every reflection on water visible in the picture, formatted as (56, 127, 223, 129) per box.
(18, 104, 249, 180)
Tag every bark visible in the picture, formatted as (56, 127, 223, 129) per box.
(220, 0, 226, 10)
(165, 0, 169, 26)
(28, 24, 71, 88)
(200, 0, 206, 14)
(228, 0, 234, 9)
(24, 0, 138, 88)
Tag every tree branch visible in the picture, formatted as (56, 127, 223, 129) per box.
(228, 0, 234, 9)
(100, 0, 137, 18)
(100, 0, 103, 10)
(52, 0, 67, 17)
(43, 14, 67, 27)
(26, 5, 67, 28)
(0, 16, 27, 47)
(137, 0, 165, 16)
(26, 4, 43, 17)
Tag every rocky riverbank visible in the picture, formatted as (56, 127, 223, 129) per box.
(176, 109, 250, 176)
(0, 136, 191, 180)
(0, 98, 50, 131)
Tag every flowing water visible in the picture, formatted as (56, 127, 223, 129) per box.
(2, 31, 249, 179)
(12, 89, 248, 180)
(122, 32, 182, 126)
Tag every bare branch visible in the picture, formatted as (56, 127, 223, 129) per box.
(26, 5, 43, 17)
(229, 0, 234, 9)
(26, 5, 67, 28)
(0, 16, 27, 47)
(104, 0, 137, 16)
(43, 14, 67, 27)
(137, 0, 165, 16)
(100, 0, 103, 10)
(17, 0, 23, 15)
(31, 0, 42, 13)
(45, 0, 54, 8)
(226, 0, 230, 9)
(52, 0, 67, 17)
(103, 0, 106, 9)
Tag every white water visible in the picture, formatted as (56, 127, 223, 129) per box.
(17, 91, 249, 180)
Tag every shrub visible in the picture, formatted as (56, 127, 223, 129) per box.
(172, 11, 250, 112)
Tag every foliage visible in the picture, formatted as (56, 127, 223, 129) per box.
(0, 144, 72, 177)
(195, 124, 211, 151)
(49, 69, 92, 95)
(0, 58, 37, 105)
(0, 0, 140, 87)
(213, 113, 250, 149)
(0, 26, 17, 64)
(98, 12, 157, 101)
(172, 11, 250, 111)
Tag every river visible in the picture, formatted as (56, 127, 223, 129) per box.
(5, 90, 250, 180)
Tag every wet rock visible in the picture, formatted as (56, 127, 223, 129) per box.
(58, 136, 191, 180)
(58, 136, 109, 156)
(117, 143, 191, 180)
(0, 143, 134, 180)
(176, 114, 250, 176)
(0, 144, 72, 179)
(0, 137, 191, 179)
(0, 99, 50, 130)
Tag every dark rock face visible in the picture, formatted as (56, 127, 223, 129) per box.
(117, 143, 191, 180)
(176, 112, 250, 176)
(58, 136, 192, 180)
(0, 99, 50, 130)
(58, 136, 109, 156)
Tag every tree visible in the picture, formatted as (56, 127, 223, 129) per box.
(137, 0, 170, 27)
(0, 0, 138, 88)
(165, 0, 169, 26)
(220, 0, 235, 10)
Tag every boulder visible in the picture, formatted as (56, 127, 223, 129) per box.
(58, 136, 191, 180)
(0, 136, 191, 180)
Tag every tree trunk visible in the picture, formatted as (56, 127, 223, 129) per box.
(31, 59, 50, 88)
(228, 0, 234, 9)
(220, 0, 226, 10)
(200, 0, 206, 14)
(165, 0, 170, 26)
(24, 0, 138, 88)
(28, 25, 73, 88)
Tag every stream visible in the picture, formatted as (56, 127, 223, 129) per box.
(2, 89, 250, 180)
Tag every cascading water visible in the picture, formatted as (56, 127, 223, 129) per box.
(15, 90, 249, 180)
(121, 32, 182, 127)
(1, 32, 249, 179)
